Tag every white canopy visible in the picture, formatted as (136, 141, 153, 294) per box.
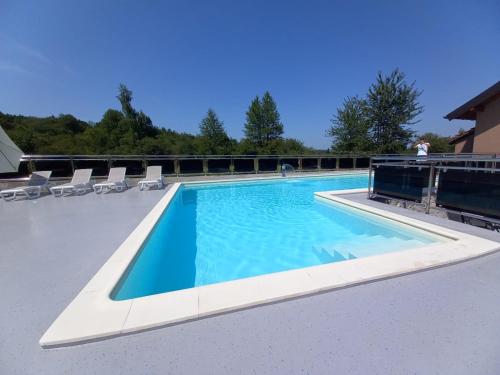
(0, 126, 24, 173)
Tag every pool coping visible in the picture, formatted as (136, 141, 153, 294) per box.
(39, 174, 500, 348)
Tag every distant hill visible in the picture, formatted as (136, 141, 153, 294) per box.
(0, 112, 89, 154)
(0, 85, 318, 156)
(0, 111, 317, 155)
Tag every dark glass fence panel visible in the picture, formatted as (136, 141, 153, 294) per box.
(179, 159, 204, 174)
(73, 160, 109, 176)
(320, 158, 336, 169)
(207, 159, 231, 173)
(0, 161, 30, 178)
(373, 165, 435, 202)
(33, 160, 73, 178)
(111, 160, 144, 176)
(19, 161, 30, 176)
(0, 154, 372, 180)
(436, 169, 500, 219)
(146, 160, 175, 175)
(302, 158, 318, 170)
(233, 159, 255, 173)
(356, 157, 370, 168)
(258, 158, 279, 172)
(279, 158, 299, 169)
(339, 158, 354, 169)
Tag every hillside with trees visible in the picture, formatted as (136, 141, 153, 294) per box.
(1, 70, 454, 156)
(0, 85, 316, 156)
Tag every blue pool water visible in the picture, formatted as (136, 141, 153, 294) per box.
(112, 174, 441, 300)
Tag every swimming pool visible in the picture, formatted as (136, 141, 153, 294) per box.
(112, 174, 440, 300)
(40, 173, 500, 347)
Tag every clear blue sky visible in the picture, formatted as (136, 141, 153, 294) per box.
(1, 0, 499, 148)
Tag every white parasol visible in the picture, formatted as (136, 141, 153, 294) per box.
(0, 125, 24, 173)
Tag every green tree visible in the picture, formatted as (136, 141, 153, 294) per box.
(244, 92, 284, 151)
(0, 112, 88, 155)
(261, 92, 284, 142)
(134, 110, 158, 138)
(116, 84, 137, 119)
(244, 96, 264, 147)
(115, 84, 158, 139)
(1, 84, 323, 157)
(328, 97, 372, 153)
(199, 109, 231, 154)
(366, 69, 423, 153)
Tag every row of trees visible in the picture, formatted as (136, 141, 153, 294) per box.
(1, 86, 315, 155)
(2, 70, 454, 156)
(327, 69, 453, 153)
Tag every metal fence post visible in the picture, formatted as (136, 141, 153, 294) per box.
(230, 158, 235, 175)
(70, 157, 75, 174)
(203, 159, 208, 175)
(367, 158, 372, 199)
(27, 157, 34, 174)
(142, 157, 147, 176)
(174, 159, 180, 176)
(425, 163, 434, 214)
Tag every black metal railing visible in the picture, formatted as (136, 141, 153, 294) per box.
(368, 153, 500, 219)
(1, 153, 372, 180)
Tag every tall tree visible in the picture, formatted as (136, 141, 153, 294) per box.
(115, 84, 157, 139)
(199, 109, 231, 154)
(366, 69, 423, 153)
(134, 110, 157, 138)
(328, 97, 372, 153)
(244, 96, 264, 147)
(261, 91, 284, 142)
(244, 92, 284, 149)
(116, 84, 137, 119)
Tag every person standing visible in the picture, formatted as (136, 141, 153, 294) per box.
(415, 139, 430, 157)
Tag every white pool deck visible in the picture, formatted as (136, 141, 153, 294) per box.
(2, 171, 500, 374)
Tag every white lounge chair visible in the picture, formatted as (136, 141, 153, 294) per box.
(138, 166, 164, 190)
(50, 169, 93, 197)
(93, 167, 127, 194)
(0, 171, 52, 200)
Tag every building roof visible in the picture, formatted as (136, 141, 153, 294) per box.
(445, 81, 500, 120)
(448, 127, 475, 145)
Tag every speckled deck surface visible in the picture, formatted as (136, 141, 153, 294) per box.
(1, 177, 500, 374)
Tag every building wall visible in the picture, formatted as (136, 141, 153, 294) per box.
(454, 133, 474, 153)
(473, 98, 500, 153)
